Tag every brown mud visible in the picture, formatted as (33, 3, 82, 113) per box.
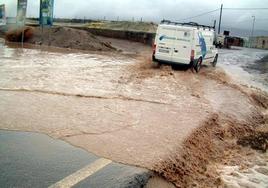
(217, 113, 268, 188)
(238, 132, 268, 152)
(153, 111, 266, 187)
(251, 91, 268, 109)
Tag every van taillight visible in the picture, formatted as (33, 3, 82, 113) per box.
(153, 44, 156, 55)
(190, 50, 195, 61)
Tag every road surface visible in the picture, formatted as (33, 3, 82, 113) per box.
(0, 130, 152, 188)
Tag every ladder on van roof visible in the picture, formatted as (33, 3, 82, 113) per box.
(160, 20, 215, 30)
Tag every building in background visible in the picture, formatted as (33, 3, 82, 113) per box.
(225, 36, 244, 48)
(216, 30, 244, 48)
(250, 36, 268, 50)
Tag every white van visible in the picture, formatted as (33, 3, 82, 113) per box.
(152, 20, 218, 72)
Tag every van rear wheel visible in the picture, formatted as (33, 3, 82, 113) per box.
(194, 58, 202, 73)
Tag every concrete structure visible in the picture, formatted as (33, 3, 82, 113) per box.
(250, 36, 268, 50)
(225, 36, 244, 47)
(216, 35, 244, 48)
(243, 37, 250, 48)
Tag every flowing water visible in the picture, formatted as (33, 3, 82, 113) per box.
(0, 39, 264, 172)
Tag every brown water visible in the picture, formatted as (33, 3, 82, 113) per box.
(0, 40, 260, 170)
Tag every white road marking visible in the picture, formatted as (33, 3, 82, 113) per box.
(48, 158, 112, 188)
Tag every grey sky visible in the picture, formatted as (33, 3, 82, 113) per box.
(1, 0, 268, 31)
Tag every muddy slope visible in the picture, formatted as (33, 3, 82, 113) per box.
(5, 26, 116, 51)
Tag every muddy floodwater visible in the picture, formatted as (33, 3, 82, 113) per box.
(0, 38, 266, 175)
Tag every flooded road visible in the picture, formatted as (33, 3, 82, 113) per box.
(219, 47, 268, 92)
(0, 38, 264, 180)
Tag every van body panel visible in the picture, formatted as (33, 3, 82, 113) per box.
(172, 28, 193, 64)
(155, 25, 177, 62)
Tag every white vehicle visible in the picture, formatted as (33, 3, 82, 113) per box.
(152, 20, 218, 72)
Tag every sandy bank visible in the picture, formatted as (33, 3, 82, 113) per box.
(5, 26, 116, 51)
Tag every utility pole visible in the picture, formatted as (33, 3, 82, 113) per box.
(213, 20, 217, 29)
(213, 20, 217, 44)
(250, 15, 256, 48)
(218, 4, 223, 34)
(21, 19, 25, 47)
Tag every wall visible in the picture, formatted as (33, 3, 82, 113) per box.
(252, 36, 268, 50)
(257, 37, 268, 49)
(76, 27, 156, 46)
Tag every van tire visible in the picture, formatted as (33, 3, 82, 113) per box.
(212, 54, 218, 67)
(194, 58, 202, 73)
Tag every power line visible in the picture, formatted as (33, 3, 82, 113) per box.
(177, 7, 268, 22)
(177, 8, 220, 21)
(223, 8, 268, 10)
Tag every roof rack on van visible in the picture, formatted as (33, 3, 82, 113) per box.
(160, 20, 215, 30)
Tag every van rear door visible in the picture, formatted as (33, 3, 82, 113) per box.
(155, 25, 176, 62)
(172, 29, 193, 64)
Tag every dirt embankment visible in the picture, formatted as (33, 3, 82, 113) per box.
(5, 26, 116, 51)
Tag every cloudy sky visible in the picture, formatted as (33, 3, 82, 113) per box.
(1, 0, 268, 31)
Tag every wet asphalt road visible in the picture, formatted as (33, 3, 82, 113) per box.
(0, 130, 151, 188)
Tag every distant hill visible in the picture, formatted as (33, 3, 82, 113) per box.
(87, 21, 157, 33)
